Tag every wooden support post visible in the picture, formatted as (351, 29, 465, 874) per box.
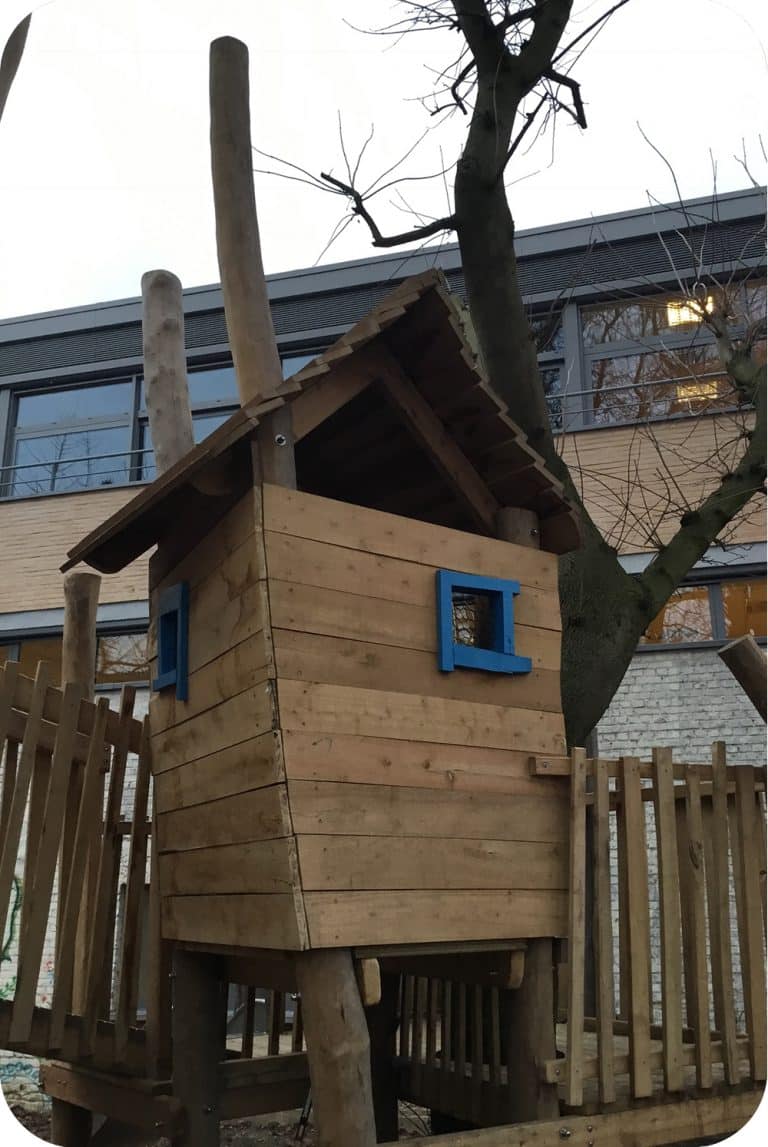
(495, 504, 558, 1121)
(209, 36, 284, 407)
(495, 506, 540, 549)
(141, 269, 195, 476)
(62, 570, 100, 1017)
(58, 568, 101, 1089)
(50, 1099, 93, 1147)
(171, 948, 226, 1147)
(296, 949, 377, 1147)
(62, 570, 100, 696)
(367, 972, 400, 1143)
(503, 938, 560, 1122)
(718, 634, 767, 721)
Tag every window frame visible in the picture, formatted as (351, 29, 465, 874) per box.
(637, 567, 767, 652)
(0, 348, 323, 501)
(575, 278, 762, 432)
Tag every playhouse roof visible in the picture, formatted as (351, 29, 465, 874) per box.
(63, 270, 580, 574)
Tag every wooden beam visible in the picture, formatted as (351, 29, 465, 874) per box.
(379, 949, 526, 990)
(141, 269, 195, 475)
(375, 348, 500, 534)
(378, 1088, 763, 1147)
(171, 949, 226, 1147)
(718, 634, 767, 721)
(209, 37, 284, 407)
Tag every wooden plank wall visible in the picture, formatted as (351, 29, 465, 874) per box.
(559, 414, 762, 553)
(262, 484, 569, 949)
(149, 488, 307, 952)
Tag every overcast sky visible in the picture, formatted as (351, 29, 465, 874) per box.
(0, 0, 766, 321)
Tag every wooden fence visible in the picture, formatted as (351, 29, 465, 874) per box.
(556, 745, 767, 1108)
(0, 660, 162, 1073)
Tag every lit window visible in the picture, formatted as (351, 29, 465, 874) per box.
(666, 296, 714, 327)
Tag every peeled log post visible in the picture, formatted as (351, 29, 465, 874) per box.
(62, 571, 100, 699)
(718, 634, 767, 721)
(210, 36, 284, 408)
(52, 570, 100, 1143)
(296, 949, 377, 1147)
(141, 270, 195, 475)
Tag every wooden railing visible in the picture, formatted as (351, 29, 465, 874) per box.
(555, 745, 767, 1107)
(0, 660, 161, 1073)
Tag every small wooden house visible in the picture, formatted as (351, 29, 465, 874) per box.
(64, 269, 579, 957)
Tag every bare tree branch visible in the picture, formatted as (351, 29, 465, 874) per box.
(0, 13, 31, 126)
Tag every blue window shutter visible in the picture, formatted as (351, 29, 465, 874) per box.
(151, 581, 189, 701)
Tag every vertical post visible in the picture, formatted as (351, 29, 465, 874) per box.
(209, 36, 284, 407)
(63, 570, 100, 1013)
(171, 949, 226, 1147)
(296, 950, 377, 1147)
(52, 570, 100, 1144)
(141, 269, 195, 475)
(496, 505, 560, 1122)
(367, 972, 400, 1142)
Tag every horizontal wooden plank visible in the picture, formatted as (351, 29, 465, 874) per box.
(278, 680, 567, 757)
(281, 731, 566, 798)
(151, 634, 270, 734)
(264, 529, 560, 631)
(304, 889, 568, 947)
(288, 780, 568, 843)
(159, 838, 297, 896)
(273, 629, 562, 713)
(162, 893, 304, 951)
(12, 668, 142, 754)
(157, 785, 290, 852)
(262, 483, 558, 590)
(151, 682, 276, 773)
(296, 834, 567, 891)
(153, 733, 282, 814)
(269, 580, 560, 670)
(386, 1080, 762, 1147)
(152, 487, 260, 593)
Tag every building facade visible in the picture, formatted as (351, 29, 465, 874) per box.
(0, 187, 766, 1100)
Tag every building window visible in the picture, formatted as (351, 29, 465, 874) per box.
(1, 630, 150, 686)
(578, 280, 764, 429)
(1, 352, 320, 499)
(640, 577, 766, 647)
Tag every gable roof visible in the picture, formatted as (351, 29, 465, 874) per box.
(63, 270, 580, 574)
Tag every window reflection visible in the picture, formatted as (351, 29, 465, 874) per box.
(591, 346, 735, 424)
(96, 632, 151, 684)
(11, 426, 132, 496)
(722, 579, 767, 639)
(641, 586, 713, 644)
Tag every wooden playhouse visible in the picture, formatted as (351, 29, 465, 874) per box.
(65, 268, 578, 960)
(0, 34, 764, 1147)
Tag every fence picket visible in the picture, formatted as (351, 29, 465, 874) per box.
(565, 747, 587, 1107)
(676, 768, 712, 1089)
(709, 743, 740, 1085)
(49, 697, 110, 1050)
(0, 663, 49, 957)
(113, 716, 152, 1062)
(620, 756, 652, 1098)
(594, 757, 616, 1104)
(10, 684, 82, 1043)
(651, 747, 684, 1092)
(734, 766, 767, 1081)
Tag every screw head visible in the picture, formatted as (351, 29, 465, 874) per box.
(559, 1130, 572, 1139)
(274, 433, 288, 447)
